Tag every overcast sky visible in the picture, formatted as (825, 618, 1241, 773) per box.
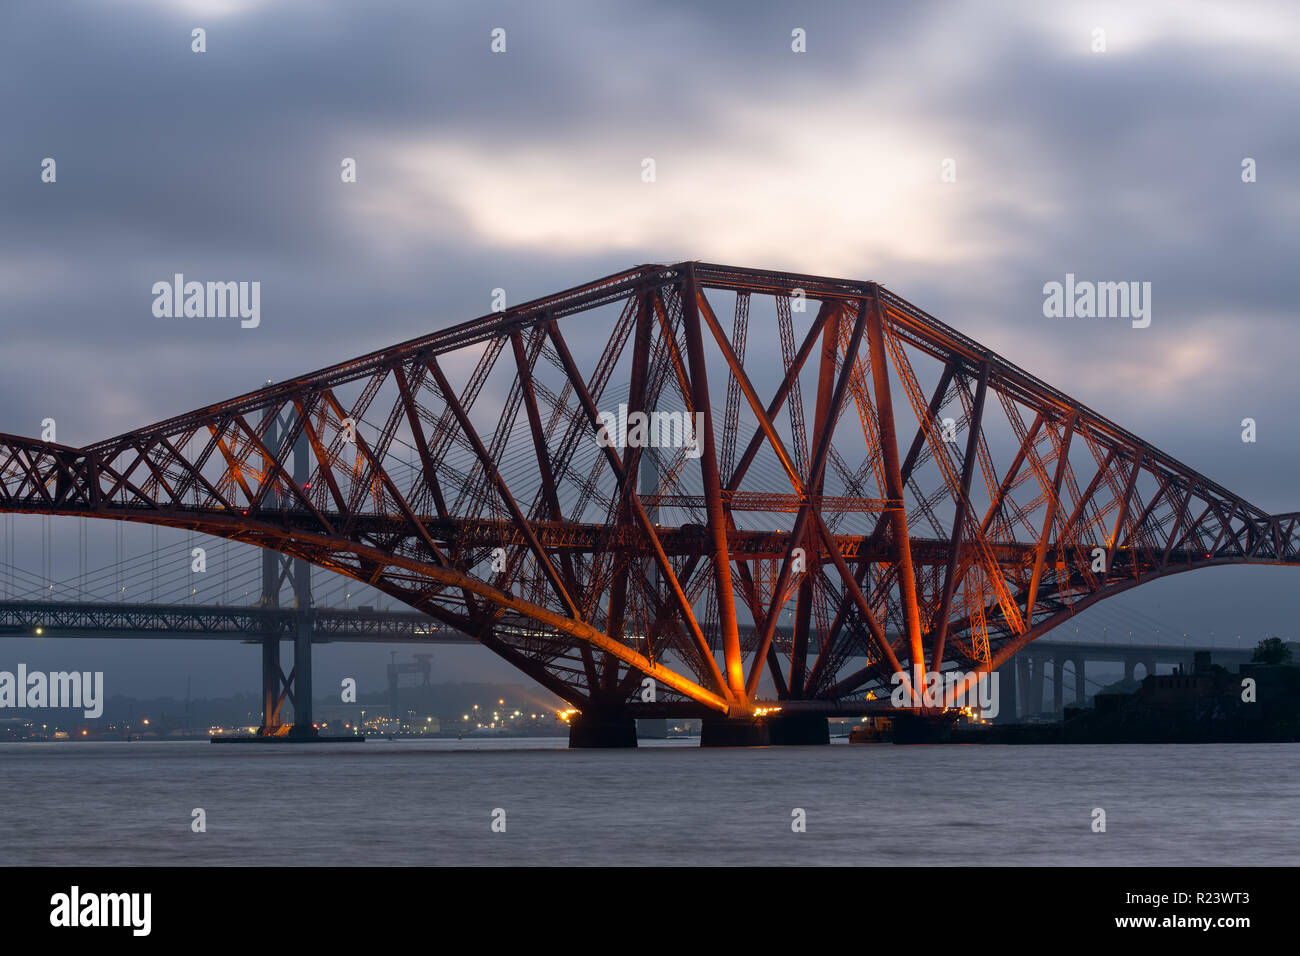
(2, 0, 1298, 698)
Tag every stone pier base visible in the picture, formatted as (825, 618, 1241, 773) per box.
(700, 713, 830, 746)
(767, 714, 829, 745)
(700, 717, 769, 747)
(568, 713, 638, 748)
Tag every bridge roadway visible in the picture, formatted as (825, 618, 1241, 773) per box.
(1, 598, 1250, 716)
(997, 638, 1254, 718)
(0, 598, 812, 653)
(0, 599, 456, 644)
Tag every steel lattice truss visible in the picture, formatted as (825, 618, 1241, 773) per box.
(2, 262, 1297, 716)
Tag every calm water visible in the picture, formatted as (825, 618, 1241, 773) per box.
(0, 739, 1294, 865)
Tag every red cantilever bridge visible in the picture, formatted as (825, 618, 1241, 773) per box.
(2, 262, 1296, 745)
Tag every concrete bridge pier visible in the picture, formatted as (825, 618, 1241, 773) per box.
(1052, 655, 1064, 713)
(1073, 657, 1086, 705)
(1016, 655, 1031, 717)
(257, 634, 281, 735)
(568, 711, 638, 748)
(766, 714, 829, 745)
(994, 659, 1018, 723)
(700, 716, 769, 746)
(1123, 656, 1158, 684)
(1027, 657, 1045, 716)
(699, 713, 829, 746)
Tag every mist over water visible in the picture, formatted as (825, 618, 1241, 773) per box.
(1, 740, 1292, 866)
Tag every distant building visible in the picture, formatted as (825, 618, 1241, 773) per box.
(1063, 650, 1300, 743)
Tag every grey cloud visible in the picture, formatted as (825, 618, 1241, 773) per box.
(1, 0, 1297, 692)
